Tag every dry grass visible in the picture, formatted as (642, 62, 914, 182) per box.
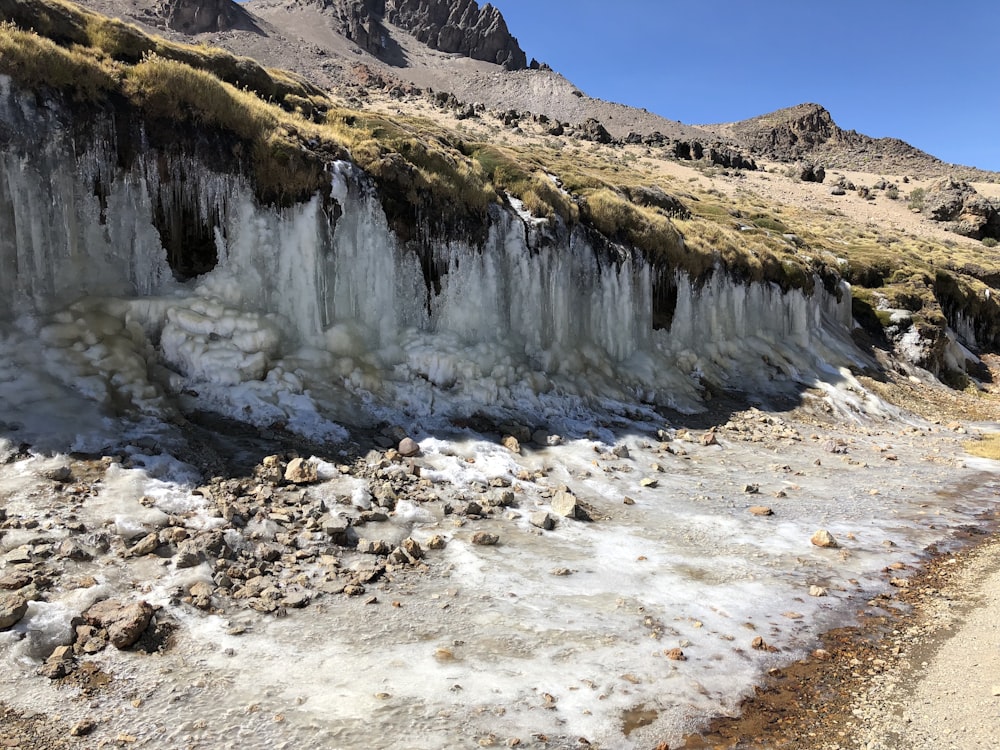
(964, 433, 1000, 460)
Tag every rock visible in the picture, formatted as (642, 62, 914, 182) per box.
(426, 535, 447, 550)
(164, 0, 260, 34)
(398, 437, 420, 457)
(70, 719, 97, 737)
(922, 177, 1000, 239)
(38, 645, 75, 679)
(174, 540, 202, 568)
(357, 538, 391, 555)
(0, 570, 32, 590)
(579, 118, 612, 144)
(529, 511, 555, 531)
(58, 538, 93, 562)
(748, 506, 773, 516)
(639, 477, 659, 488)
(401, 538, 424, 560)
(810, 529, 839, 548)
(743, 484, 760, 494)
(321, 514, 352, 545)
(550, 490, 579, 518)
(830, 186, 846, 196)
(664, 648, 686, 661)
(531, 430, 550, 446)
(809, 585, 828, 597)
(471, 531, 499, 546)
(0, 593, 28, 629)
(284, 457, 318, 485)
(84, 600, 154, 650)
(128, 532, 160, 557)
(611, 444, 630, 459)
(501, 435, 521, 454)
(751, 636, 777, 652)
(700, 431, 719, 447)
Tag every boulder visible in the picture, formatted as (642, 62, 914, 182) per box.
(810, 529, 839, 548)
(551, 490, 579, 518)
(398, 437, 420, 457)
(0, 593, 28, 630)
(83, 600, 155, 650)
(922, 177, 1000, 239)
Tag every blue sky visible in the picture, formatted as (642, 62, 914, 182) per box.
(489, 1, 1000, 171)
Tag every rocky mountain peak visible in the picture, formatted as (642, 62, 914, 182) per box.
(159, 0, 261, 33)
(298, 0, 527, 69)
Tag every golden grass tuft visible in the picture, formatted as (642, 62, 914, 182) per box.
(964, 433, 1000, 460)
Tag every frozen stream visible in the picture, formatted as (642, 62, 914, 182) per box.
(0, 414, 996, 749)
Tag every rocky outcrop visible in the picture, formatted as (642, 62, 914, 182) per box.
(161, 0, 261, 33)
(384, 0, 527, 69)
(307, 0, 526, 69)
(922, 177, 1000, 240)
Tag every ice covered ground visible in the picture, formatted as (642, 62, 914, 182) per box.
(0, 396, 996, 749)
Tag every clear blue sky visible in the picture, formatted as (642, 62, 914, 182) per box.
(490, 0, 1000, 171)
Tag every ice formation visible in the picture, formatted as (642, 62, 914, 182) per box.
(0, 76, 864, 442)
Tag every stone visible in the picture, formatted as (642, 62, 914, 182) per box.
(751, 636, 777, 652)
(0, 570, 32, 590)
(174, 540, 202, 568)
(639, 477, 659, 488)
(664, 648, 686, 661)
(321, 514, 351, 545)
(0, 593, 28, 629)
(700, 431, 719, 447)
(810, 530, 839, 548)
(471, 531, 499, 546)
(284, 457, 318, 485)
(357, 538, 391, 555)
(84, 600, 155, 650)
(70, 719, 97, 737)
(809, 585, 828, 597)
(611, 444, 630, 459)
(129, 532, 160, 557)
(426, 535, 447, 550)
(398, 437, 420, 457)
(58, 538, 93, 561)
(501, 435, 521, 454)
(748, 506, 773, 516)
(550, 490, 579, 518)
(38, 645, 75, 679)
(529, 511, 555, 531)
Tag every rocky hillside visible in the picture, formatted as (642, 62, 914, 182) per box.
(707, 103, 992, 179)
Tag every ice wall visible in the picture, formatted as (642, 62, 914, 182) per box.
(0, 77, 861, 437)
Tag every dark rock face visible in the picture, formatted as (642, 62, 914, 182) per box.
(321, 0, 526, 69)
(162, 0, 261, 33)
(384, 0, 527, 69)
(923, 177, 1000, 240)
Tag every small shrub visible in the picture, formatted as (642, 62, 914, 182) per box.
(983, 237, 999, 248)
(908, 187, 926, 211)
(885, 186, 899, 200)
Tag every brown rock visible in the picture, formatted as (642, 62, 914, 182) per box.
(810, 529, 839, 548)
(501, 435, 521, 454)
(665, 648, 687, 661)
(284, 457, 318, 485)
(471, 531, 499, 546)
(0, 593, 28, 629)
(748, 506, 774, 516)
(84, 600, 155, 650)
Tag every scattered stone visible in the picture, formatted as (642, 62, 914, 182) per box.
(471, 531, 499, 546)
(284, 457, 318, 485)
(611, 444, 630, 459)
(748, 506, 773, 516)
(810, 529, 839, 548)
(70, 719, 97, 737)
(809, 585, 828, 597)
(700, 431, 719, 447)
(529, 511, 555, 531)
(551, 489, 579, 518)
(751, 636, 778, 652)
(357, 539, 391, 555)
(550, 567, 573, 576)
(743, 484, 760, 494)
(664, 648, 687, 661)
(0, 593, 28, 629)
(38, 645, 75, 679)
(398, 438, 420, 457)
(639, 477, 659, 488)
(426, 535, 447, 550)
(0, 570, 32, 590)
(623, 497, 636, 506)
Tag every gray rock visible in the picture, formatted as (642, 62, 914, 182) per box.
(471, 531, 499, 546)
(529, 511, 555, 531)
(398, 437, 421, 457)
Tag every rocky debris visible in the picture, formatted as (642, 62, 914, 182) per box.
(811, 530, 839, 549)
(920, 177, 1000, 239)
(809, 585, 828, 597)
(83, 600, 155, 650)
(70, 719, 97, 737)
(37, 645, 75, 680)
(748, 506, 773, 517)
(620, 185, 691, 220)
(579, 118, 612, 144)
(665, 647, 687, 661)
(752, 636, 778, 652)
(501, 435, 521, 454)
(0, 593, 28, 629)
